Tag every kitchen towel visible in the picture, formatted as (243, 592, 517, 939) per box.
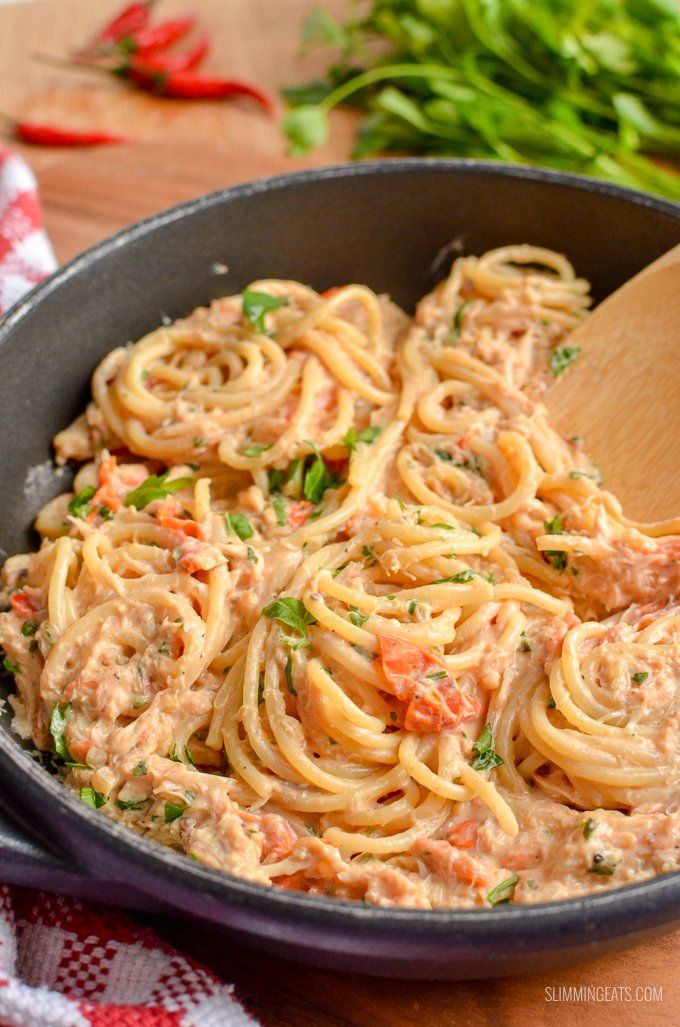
(0, 146, 255, 1027)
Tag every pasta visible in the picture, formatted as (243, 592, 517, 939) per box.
(1, 248, 678, 909)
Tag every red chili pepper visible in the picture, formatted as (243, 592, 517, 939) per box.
(1, 115, 128, 147)
(121, 16, 195, 56)
(128, 67, 274, 113)
(128, 35, 209, 74)
(81, 1, 155, 53)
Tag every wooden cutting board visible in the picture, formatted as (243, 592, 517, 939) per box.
(1, 2, 678, 1024)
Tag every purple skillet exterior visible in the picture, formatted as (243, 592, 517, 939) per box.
(0, 160, 678, 979)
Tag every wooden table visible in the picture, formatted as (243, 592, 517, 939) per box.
(1, 2, 677, 1024)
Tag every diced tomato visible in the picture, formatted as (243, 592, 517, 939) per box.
(288, 500, 312, 528)
(449, 852, 489, 887)
(378, 635, 447, 702)
(321, 286, 345, 300)
(91, 452, 122, 513)
(156, 498, 203, 540)
(277, 871, 309, 891)
(448, 819, 480, 850)
(378, 634, 483, 734)
(10, 593, 37, 618)
(258, 814, 298, 863)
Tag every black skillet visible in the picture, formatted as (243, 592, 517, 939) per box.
(0, 160, 678, 979)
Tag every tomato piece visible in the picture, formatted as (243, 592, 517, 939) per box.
(10, 593, 37, 618)
(448, 819, 480, 850)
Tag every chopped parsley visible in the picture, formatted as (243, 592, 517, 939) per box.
(192, 437, 207, 449)
(158, 641, 170, 655)
(272, 494, 287, 526)
(349, 607, 369, 627)
(257, 677, 265, 705)
(583, 818, 598, 840)
(285, 652, 298, 696)
(132, 760, 148, 776)
(361, 543, 377, 565)
(547, 696, 557, 709)
(545, 549, 568, 573)
(164, 801, 187, 823)
(246, 546, 257, 563)
(569, 466, 602, 485)
(3, 656, 21, 675)
(518, 631, 532, 653)
(80, 786, 107, 809)
(227, 512, 254, 541)
(302, 442, 345, 504)
(244, 442, 273, 458)
(434, 448, 453, 461)
(116, 797, 147, 811)
(425, 670, 447, 681)
(124, 472, 193, 511)
(449, 300, 471, 341)
(432, 569, 476, 584)
(471, 724, 503, 773)
(98, 505, 114, 521)
(242, 290, 287, 334)
(67, 485, 96, 520)
(262, 597, 316, 637)
(487, 874, 519, 906)
(588, 854, 616, 875)
(543, 514, 564, 535)
(343, 426, 382, 453)
(550, 345, 581, 377)
(407, 600, 418, 615)
(632, 671, 649, 685)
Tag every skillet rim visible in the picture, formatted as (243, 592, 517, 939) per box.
(0, 157, 679, 940)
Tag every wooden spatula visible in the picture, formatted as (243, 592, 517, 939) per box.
(547, 244, 680, 522)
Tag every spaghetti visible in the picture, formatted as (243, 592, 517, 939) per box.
(1, 248, 678, 909)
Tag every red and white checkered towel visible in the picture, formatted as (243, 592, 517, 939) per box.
(0, 146, 56, 314)
(0, 147, 256, 1027)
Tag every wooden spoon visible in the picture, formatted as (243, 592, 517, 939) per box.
(547, 244, 680, 522)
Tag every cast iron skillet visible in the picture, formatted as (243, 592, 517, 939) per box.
(0, 160, 679, 980)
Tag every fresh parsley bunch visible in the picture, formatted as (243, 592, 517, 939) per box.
(283, 0, 680, 199)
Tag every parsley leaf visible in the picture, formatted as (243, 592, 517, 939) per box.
(272, 494, 287, 526)
(243, 443, 273, 458)
(124, 472, 193, 511)
(450, 300, 471, 341)
(471, 724, 503, 773)
(583, 818, 598, 840)
(263, 597, 317, 637)
(164, 801, 187, 823)
(550, 346, 581, 377)
(545, 550, 568, 573)
(632, 671, 649, 685)
(543, 514, 564, 535)
(67, 485, 96, 519)
(242, 290, 287, 334)
(227, 512, 254, 541)
(49, 703, 77, 763)
(302, 445, 345, 504)
(285, 652, 298, 696)
(80, 786, 107, 809)
(2, 656, 21, 675)
(116, 797, 147, 811)
(349, 606, 369, 627)
(487, 874, 519, 906)
(343, 425, 382, 453)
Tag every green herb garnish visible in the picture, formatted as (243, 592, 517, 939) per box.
(227, 512, 254, 541)
(343, 425, 382, 453)
(272, 494, 287, 526)
(80, 786, 107, 809)
(242, 290, 287, 334)
(67, 485, 96, 520)
(550, 346, 581, 377)
(349, 607, 369, 627)
(471, 724, 503, 773)
(487, 874, 519, 906)
(632, 671, 649, 685)
(262, 597, 317, 636)
(583, 818, 598, 840)
(124, 472, 193, 511)
(243, 442, 273, 458)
